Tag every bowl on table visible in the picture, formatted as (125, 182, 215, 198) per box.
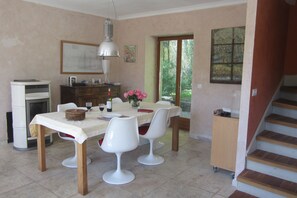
(65, 109, 87, 121)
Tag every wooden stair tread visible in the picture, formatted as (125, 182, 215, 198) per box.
(228, 190, 257, 198)
(257, 131, 297, 149)
(248, 150, 297, 172)
(281, 86, 297, 94)
(238, 169, 297, 197)
(273, 98, 297, 110)
(266, 114, 297, 128)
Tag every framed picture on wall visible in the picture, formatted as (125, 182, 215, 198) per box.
(60, 40, 103, 74)
(123, 45, 137, 63)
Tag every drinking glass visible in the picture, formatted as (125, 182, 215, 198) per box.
(86, 102, 92, 111)
(99, 103, 105, 113)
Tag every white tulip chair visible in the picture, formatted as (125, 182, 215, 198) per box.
(98, 116, 139, 185)
(154, 101, 171, 149)
(156, 100, 171, 106)
(57, 103, 91, 168)
(112, 97, 123, 104)
(137, 108, 170, 165)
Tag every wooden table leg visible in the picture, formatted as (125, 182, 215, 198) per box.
(37, 124, 46, 171)
(77, 142, 88, 195)
(171, 116, 180, 151)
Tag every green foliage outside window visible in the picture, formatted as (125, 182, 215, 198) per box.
(160, 39, 194, 101)
(210, 27, 245, 84)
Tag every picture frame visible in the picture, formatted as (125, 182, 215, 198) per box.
(68, 76, 77, 86)
(123, 45, 137, 63)
(60, 40, 103, 74)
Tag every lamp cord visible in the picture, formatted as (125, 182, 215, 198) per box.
(112, 0, 117, 19)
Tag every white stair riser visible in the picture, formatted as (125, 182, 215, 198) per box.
(237, 181, 285, 198)
(272, 106, 297, 119)
(284, 75, 297, 86)
(265, 123, 297, 138)
(247, 160, 297, 183)
(239, 87, 297, 198)
(256, 141, 297, 159)
(280, 92, 297, 101)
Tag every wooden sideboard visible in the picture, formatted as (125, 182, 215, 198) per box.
(60, 85, 121, 107)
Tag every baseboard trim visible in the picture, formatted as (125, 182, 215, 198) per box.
(189, 133, 211, 141)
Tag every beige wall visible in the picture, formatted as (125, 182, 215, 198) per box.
(0, 0, 106, 141)
(116, 4, 246, 139)
(0, 0, 246, 142)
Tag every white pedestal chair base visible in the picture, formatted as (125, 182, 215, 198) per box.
(62, 156, 92, 168)
(103, 170, 135, 185)
(137, 154, 164, 165)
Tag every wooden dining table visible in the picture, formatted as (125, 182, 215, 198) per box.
(29, 102, 181, 195)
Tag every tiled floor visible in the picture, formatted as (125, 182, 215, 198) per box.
(0, 130, 235, 198)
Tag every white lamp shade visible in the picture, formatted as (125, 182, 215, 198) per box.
(102, 60, 110, 74)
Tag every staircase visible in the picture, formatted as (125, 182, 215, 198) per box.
(233, 86, 297, 198)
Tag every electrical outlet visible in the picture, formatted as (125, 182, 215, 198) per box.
(252, 88, 257, 96)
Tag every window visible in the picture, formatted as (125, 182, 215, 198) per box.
(157, 35, 194, 130)
(210, 27, 245, 84)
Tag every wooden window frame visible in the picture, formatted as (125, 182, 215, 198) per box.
(210, 27, 245, 84)
(156, 35, 194, 131)
(156, 35, 194, 104)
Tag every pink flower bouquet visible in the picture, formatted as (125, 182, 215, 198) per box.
(123, 89, 147, 103)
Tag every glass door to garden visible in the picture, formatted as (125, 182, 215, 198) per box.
(157, 35, 194, 130)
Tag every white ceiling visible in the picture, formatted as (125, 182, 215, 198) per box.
(23, 0, 246, 20)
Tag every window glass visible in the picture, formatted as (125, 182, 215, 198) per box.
(210, 26, 245, 84)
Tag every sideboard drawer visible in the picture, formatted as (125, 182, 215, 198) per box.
(60, 85, 121, 107)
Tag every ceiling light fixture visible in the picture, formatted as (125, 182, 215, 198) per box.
(97, 0, 120, 57)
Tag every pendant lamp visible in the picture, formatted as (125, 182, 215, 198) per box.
(97, 0, 119, 57)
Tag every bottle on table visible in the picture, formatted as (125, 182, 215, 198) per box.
(106, 88, 112, 112)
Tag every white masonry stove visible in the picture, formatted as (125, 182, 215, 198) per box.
(11, 80, 52, 150)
